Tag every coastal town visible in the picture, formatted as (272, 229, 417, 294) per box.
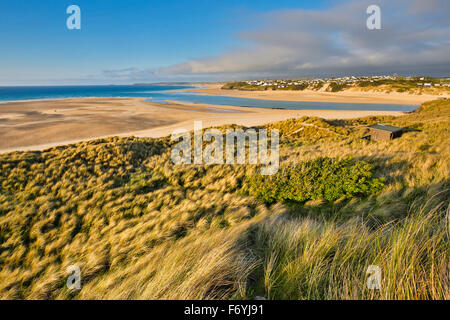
(240, 75, 450, 89)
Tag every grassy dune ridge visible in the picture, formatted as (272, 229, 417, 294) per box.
(222, 78, 450, 94)
(0, 100, 449, 299)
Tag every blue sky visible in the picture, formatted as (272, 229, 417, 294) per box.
(0, 0, 449, 85)
(0, 0, 325, 84)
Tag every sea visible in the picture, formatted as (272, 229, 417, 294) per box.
(0, 85, 418, 111)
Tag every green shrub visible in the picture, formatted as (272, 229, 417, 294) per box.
(127, 172, 167, 194)
(328, 82, 348, 92)
(246, 157, 384, 204)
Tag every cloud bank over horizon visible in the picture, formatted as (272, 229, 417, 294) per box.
(105, 0, 450, 82)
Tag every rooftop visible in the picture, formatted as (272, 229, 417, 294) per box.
(368, 123, 403, 133)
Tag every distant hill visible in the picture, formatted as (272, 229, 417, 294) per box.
(222, 77, 450, 95)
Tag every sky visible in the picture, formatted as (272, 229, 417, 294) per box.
(0, 0, 449, 85)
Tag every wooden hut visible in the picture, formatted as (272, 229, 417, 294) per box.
(368, 124, 403, 141)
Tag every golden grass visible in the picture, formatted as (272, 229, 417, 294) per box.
(250, 195, 449, 299)
(0, 99, 448, 300)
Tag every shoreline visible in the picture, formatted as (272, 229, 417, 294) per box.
(0, 96, 148, 104)
(0, 84, 204, 104)
(0, 97, 406, 154)
(175, 83, 448, 105)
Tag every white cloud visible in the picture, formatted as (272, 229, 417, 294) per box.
(105, 0, 450, 80)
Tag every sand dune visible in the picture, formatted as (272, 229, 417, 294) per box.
(0, 97, 405, 153)
(177, 83, 448, 105)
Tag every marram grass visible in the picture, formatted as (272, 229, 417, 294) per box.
(0, 99, 449, 299)
(249, 197, 449, 300)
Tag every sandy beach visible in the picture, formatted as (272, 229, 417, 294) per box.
(0, 97, 406, 153)
(178, 83, 448, 105)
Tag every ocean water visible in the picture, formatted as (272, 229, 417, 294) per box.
(0, 85, 191, 102)
(0, 85, 418, 111)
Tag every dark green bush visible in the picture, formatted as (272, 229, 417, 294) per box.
(246, 157, 384, 204)
(127, 172, 167, 194)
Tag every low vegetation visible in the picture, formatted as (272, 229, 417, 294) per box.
(222, 77, 450, 94)
(0, 99, 449, 299)
(246, 157, 384, 204)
